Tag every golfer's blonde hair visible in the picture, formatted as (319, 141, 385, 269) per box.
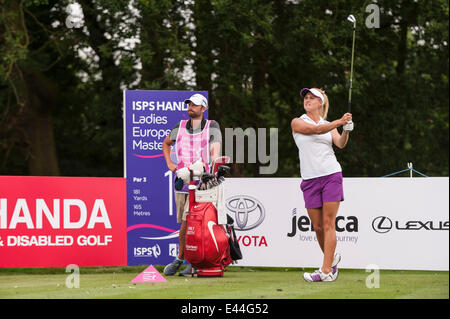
(311, 88, 329, 120)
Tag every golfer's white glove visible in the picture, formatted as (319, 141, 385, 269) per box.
(343, 121, 354, 132)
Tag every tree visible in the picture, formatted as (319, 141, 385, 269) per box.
(1, 0, 64, 175)
(1, 0, 448, 178)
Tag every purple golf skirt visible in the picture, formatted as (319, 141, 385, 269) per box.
(300, 172, 344, 209)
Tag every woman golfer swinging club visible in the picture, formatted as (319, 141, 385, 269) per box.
(291, 88, 353, 282)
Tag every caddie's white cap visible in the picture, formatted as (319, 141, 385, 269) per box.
(300, 88, 325, 106)
(184, 93, 208, 109)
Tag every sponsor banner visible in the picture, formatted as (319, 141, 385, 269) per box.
(0, 176, 126, 267)
(224, 177, 449, 271)
(124, 90, 208, 266)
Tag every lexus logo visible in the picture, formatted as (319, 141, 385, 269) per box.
(226, 195, 265, 231)
(372, 216, 393, 233)
(372, 216, 449, 233)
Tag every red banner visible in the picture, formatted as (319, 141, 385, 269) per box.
(0, 176, 126, 267)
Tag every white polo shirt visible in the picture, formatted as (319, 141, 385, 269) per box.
(293, 114, 342, 180)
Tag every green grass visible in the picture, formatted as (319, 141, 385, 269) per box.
(0, 266, 448, 299)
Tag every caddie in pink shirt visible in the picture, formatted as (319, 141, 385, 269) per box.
(162, 93, 222, 276)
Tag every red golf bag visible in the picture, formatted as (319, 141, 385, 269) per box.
(184, 181, 232, 277)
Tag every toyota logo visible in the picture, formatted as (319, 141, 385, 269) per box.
(372, 216, 393, 233)
(226, 195, 265, 231)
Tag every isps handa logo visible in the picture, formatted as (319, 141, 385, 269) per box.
(133, 244, 161, 258)
(372, 216, 449, 234)
(0, 198, 111, 229)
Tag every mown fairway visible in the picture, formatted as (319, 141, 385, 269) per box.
(0, 266, 448, 299)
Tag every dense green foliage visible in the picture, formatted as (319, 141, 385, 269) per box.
(1, 0, 448, 177)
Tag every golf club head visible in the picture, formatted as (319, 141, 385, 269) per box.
(217, 165, 231, 178)
(174, 177, 184, 191)
(201, 173, 215, 184)
(347, 14, 356, 24)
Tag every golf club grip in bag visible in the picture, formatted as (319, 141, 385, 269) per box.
(184, 201, 232, 277)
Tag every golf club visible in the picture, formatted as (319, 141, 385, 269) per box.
(216, 165, 230, 179)
(347, 14, 356, 114)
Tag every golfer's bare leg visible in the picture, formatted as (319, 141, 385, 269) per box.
(321, 201, 340, 274)
(306, 208, 324, 252)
